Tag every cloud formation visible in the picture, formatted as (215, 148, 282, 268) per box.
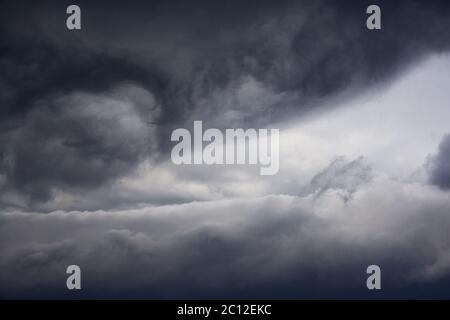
(0, 85, 159, 205)
(1, 171, 450, 298)
(428, 134, 450, 190)
(1, 0, 450, 299)
(1, 0, 450, 207)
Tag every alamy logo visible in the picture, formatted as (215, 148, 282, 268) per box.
(366, 5, 381, 30)
(66, 5, 81, 30)
(171, 121, 279, 175)
(66, 265, 81, 290)
(366, 265, 381, 290)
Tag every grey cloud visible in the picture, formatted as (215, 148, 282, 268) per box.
(1, 176, 450, 298)
(428, 134, 450, 190)
(305, 156, 373, 200)
(1, 1, 450, 299)
(2, 0, 450, 206)
(0, 85, 159, 205)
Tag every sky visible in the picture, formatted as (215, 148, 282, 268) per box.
(1, 0, 450, 298)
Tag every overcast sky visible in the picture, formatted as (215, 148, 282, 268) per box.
(1, 0, 450, 298)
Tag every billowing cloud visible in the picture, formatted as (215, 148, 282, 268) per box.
(1, 172, 450, 298)
(305, 156, 372, 200)
(2, 0, 450, 206)
(1, 0, 450, 299)
(428, 134, 450, 190)
(0, 85, 159, 205)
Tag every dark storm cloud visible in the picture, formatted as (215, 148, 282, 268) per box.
(0, 42, 164, 121)
(0, 85, 159, 204)
(428, 134, 450, 190)
(1, 0, 450, 205)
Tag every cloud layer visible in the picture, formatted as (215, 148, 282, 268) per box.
(1, 0, 450, 298)
(2, 169, 450, 298)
